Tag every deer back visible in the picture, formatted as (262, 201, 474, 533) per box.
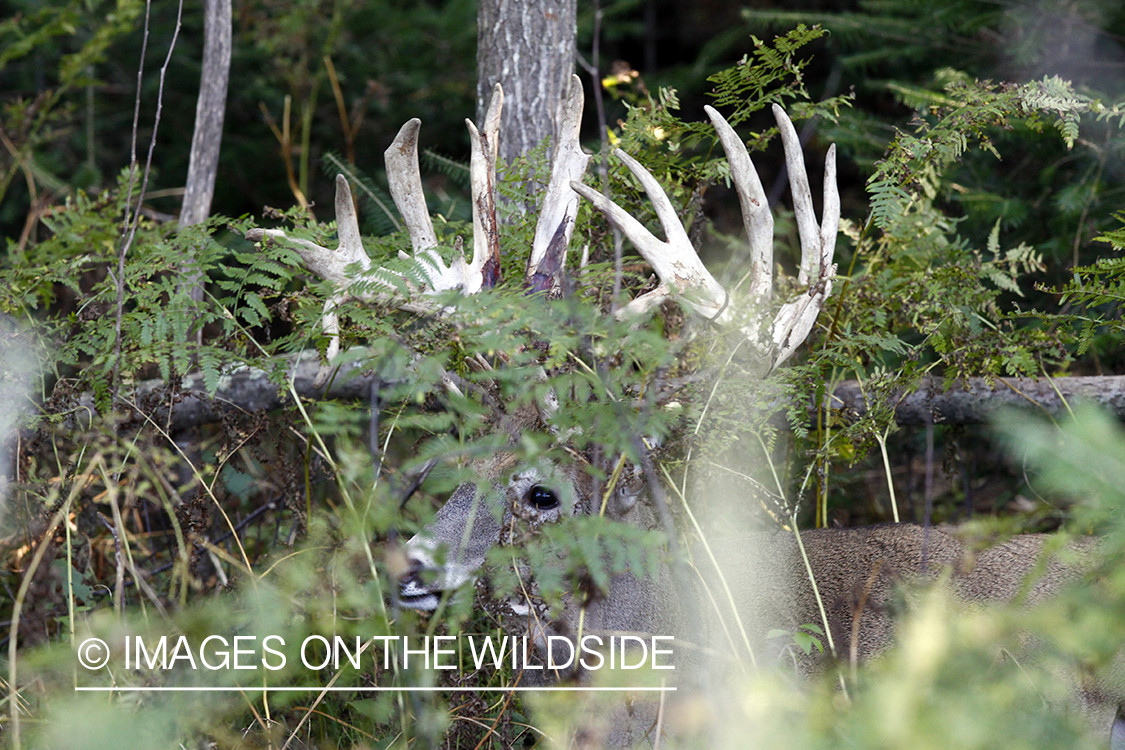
(703, 525, 1096, 672)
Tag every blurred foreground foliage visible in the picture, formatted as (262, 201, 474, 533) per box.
(2, 10, 1125, 750)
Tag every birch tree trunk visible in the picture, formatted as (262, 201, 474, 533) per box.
(180, 0, 232, 303)
(477, 0, 577, 164)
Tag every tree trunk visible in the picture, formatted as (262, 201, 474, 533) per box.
(180, 0, 232, 302)
(477, 0, 577, 164)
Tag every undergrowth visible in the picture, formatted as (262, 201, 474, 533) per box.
(2, 22, 1125, 750)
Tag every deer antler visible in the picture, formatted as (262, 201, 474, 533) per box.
(245, 175, 378, 387)
(247, 83, 834, 382)
(526, 75, 591, 296)
(246, 76, 590, 386)
(572, 146, 730, 322)
(380, 83, 506, 295)
(464, 84, 504, 293)
(571, 104, 839, 370)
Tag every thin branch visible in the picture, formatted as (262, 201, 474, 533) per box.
(112, 0, 184, 396)
(575, 2, 625, 312)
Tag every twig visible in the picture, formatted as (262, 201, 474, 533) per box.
(96, 511, 125, 616)
(112, 0, 184, 396)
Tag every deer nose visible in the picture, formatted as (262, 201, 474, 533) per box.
(397, 557, 441, 612)
(398, 558, 425, 590)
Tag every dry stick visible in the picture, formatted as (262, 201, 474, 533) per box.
(86, 67, 96, 177)
(180, 0, 231, 309)
(922, 417, 935, 575)
(258, 98, 307, 207)
(0, 123, 46, 253)
(469, 675, 522, 750)
(283, 706, 380, 741)
(237, 692, 274, 748)
(1071, 131, 1108, 268)
(324, 55, 360, 165)
(576, 1, 626, 312)
(63, 478, 79, 694)
(112, 0, 184, 396)
(101, 461, 169, 617)
(96, 511, 125, 616)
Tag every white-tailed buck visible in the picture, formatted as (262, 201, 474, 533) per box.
(247, 77, 1121, 747)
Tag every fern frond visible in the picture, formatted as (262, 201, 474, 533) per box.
(421, 150, 471, 190)
(321, 151, 402, 235)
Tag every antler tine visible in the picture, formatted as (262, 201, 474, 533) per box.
(527, 74, 591, 294)
(820, 144, 841, 270)
(247, 174, 446, 387)
(464, 83, 504, 294)
(384, 118, 469, 293)
(384, 119, 438, 253)
(333, 174, 366, 268)
(773, 104, 838, 285)
(245, 175, 371, 287)
(316, 296, 344, 387)
(572, 103, 840, 371)
(704, 105, 773, 301)
(570, 150, 728, 322)
(313, 177, 371, 385)
(770, 282, 829, 367)
(767, 105, 838, 368)
(242, 177, 375, 388)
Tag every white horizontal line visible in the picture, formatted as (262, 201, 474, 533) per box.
(75, 686, 676, 693)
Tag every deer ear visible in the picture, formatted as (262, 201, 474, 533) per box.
(611, 488, 640, 516)
(1112, 704, 1125, 750)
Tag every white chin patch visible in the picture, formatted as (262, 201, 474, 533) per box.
(397, 590, 440, 611)
(396, 565, 475, 613)
(398, 577, 442, 611)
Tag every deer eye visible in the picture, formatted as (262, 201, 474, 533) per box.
(527, 485, 560, 510)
